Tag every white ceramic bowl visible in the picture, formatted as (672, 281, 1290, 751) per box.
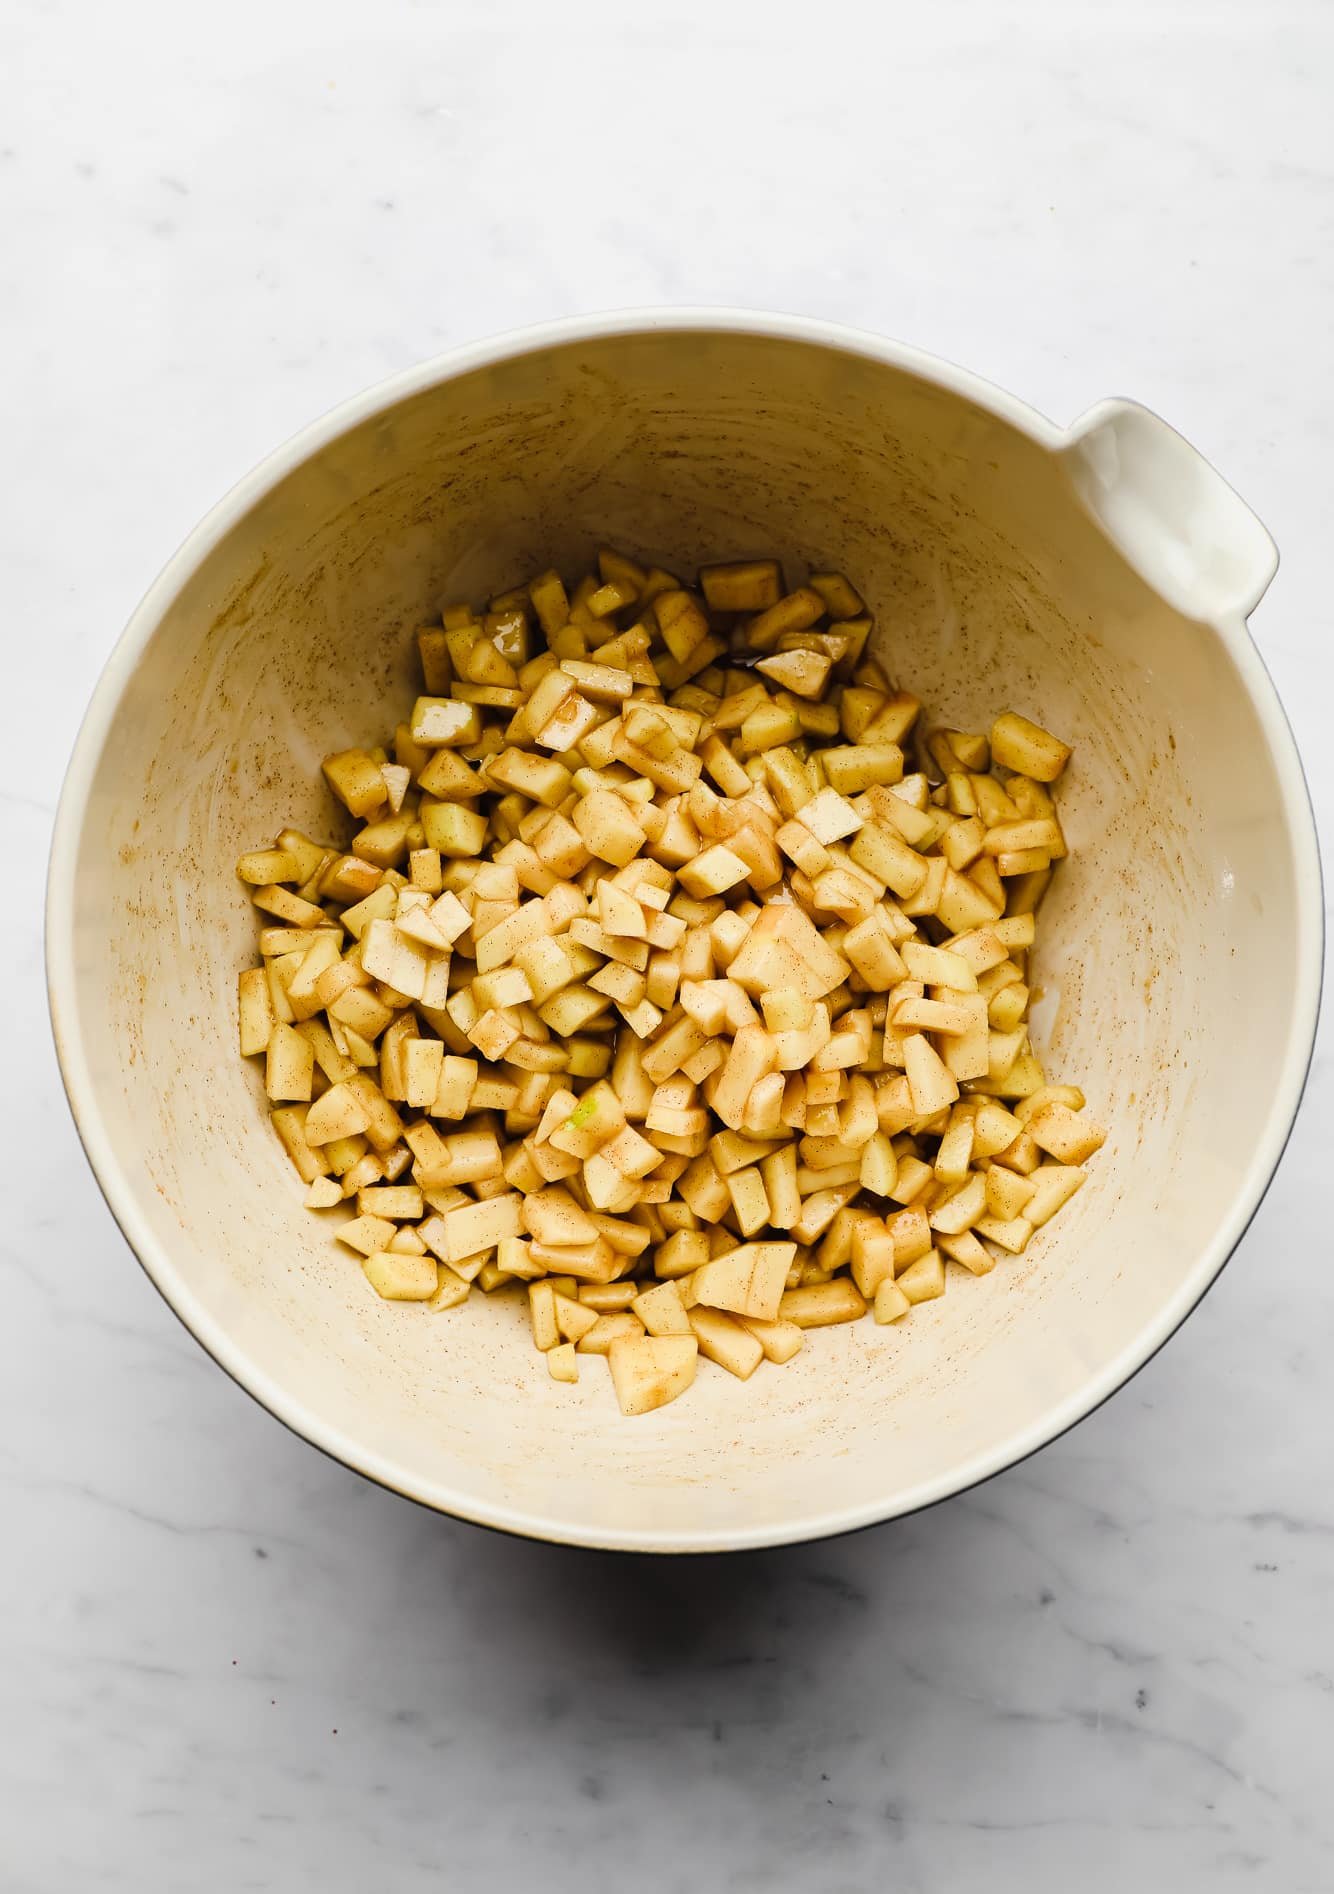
(48, 312, 1322, 1552)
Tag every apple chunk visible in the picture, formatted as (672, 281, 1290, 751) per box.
(607, 1336, 699, 1415)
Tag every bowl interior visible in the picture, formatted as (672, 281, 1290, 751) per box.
(55, 326, 1309, 1548)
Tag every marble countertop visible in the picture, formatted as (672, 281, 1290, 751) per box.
(6, 1, 1332, 1886)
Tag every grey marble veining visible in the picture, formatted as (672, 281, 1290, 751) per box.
(4, 0, 1332, 1887)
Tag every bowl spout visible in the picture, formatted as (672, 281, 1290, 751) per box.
(1061, 397, 1278, 624)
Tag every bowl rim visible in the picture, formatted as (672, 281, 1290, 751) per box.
(45, 306, 1325, 1553)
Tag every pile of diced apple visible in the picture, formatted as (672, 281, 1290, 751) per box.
(237, 550, 1103, 1417)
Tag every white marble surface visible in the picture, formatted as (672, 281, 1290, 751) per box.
(5, 1, 1333, 1886)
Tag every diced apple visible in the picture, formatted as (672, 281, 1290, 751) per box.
(236, 546, 1095, 1423)
(607, 1336, 698, 1415)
